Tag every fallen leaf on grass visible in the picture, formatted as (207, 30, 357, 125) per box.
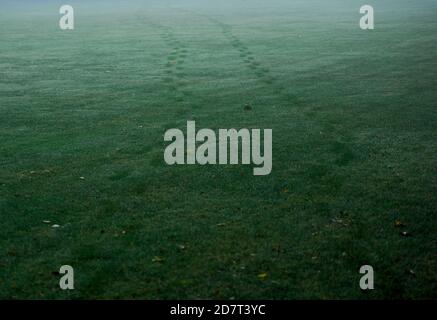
(178, 279, 193, 286)
(257, 272, 268, 280)
(152, 256, 164, 263)
(407, 269, 416, 276)
(395, 220, 406, 227)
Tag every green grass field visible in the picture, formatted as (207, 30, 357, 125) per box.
(0, 0, 436, 299)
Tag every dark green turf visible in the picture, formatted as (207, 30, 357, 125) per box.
(0, 0, 436, 299)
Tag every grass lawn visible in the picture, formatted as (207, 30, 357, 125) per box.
(0, 0, 436, 299)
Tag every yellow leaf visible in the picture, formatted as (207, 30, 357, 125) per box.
(258, 272, 268, 280)
(395, 220, 405, 227)
(152, 256, 164, 263)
